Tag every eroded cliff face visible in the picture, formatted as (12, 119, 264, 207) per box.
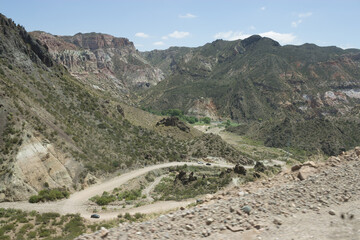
(31, 32, 164, 99)
(188, 98, 219, 120)
(0, 129, 87, 201)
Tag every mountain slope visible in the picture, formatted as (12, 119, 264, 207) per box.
(140, 35, 360, 155)
(0, 14, 250, 201)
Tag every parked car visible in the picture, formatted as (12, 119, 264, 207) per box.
(206, 163, 211, 166)
(91, 214, 100, 219)
(197, 161, 203, 164)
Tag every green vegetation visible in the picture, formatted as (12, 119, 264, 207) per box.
(89, 191, 117, 206)
(141, 36, 360, 156)
(29, 188, 70, 203)
(0, 208, 152, 239)
(153, 165, 231, 201)
(228, 116, 360, 158)
(0, 14, 246, 191)
(0, 209, 87, 240)
(90, 187, 144, 206)
(141, 107, 215, 125)
(115, 188, 143, 201)
(201, 117, 211, 124)
(118, 212, 146, 223)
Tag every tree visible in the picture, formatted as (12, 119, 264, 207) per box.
(202, 117, 211, 124)
(225, 120, 231, 127)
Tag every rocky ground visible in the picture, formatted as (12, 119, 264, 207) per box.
(76, 147, 360, 240)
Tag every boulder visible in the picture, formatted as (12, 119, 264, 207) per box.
(206, 218, 214, 225)
(116, 105, 125, 117)
(242, 205, 252, 214)
(297, 166, 316, 180)
(355, 147, 360, 157)
(234, 164, 247, 175)
(156, 117, 190, 132)
(188, 172, 197, 182)
(254, 161, 266, 172)
(303, 161, 317, 168)
(291, 164, 302, 171)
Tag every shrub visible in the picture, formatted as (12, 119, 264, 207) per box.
(134, 212, 144, 219)
(124, 212, 131, 221)
(64, 214, 85, 236)
(28, 188, 69, 203)
(27, 232, 36, 239)
(29, 195, 41, 203)
(201, 117, 211, 124)
(90, 192, 116, 206)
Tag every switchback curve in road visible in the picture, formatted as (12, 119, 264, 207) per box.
(1, 161, 235, 220)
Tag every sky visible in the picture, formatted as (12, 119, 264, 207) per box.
(1, 0, 359, 51)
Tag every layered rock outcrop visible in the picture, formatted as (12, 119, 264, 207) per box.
(31, 31, 164, 98)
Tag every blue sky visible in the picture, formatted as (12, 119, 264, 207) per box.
(1, 0, 359, 51)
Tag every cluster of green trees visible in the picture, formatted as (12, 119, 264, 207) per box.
(28, 188, 70, 203)
(142, 107, 211, 124)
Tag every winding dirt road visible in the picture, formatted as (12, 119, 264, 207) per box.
(1, 161, 234, 220)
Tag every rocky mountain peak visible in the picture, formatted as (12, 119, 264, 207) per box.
(0, 13, 53, 68)
(241, 34, 280, 48)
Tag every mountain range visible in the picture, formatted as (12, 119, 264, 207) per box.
(0, 13, 247, 201)
(1, 12, 360, 201)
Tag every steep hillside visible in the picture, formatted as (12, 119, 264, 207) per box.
(0, 14, 250, 201)
(141, 47, 192, 76)
(30, 31, 164, 100)
(141, 35, 360, 120)
(140, 35, 360, 155)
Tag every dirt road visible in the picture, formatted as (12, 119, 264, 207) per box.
(1, 161, 233, 220)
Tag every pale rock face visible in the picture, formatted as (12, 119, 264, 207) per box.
(341, 89, 360, 99)
(324, 91, 348, 106)
(188, 98, 219, 120)
(0, 134, 82, 202)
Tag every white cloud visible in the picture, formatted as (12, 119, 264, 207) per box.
(214, 31, 250, 41)
(339, 44, 356, 49)
(161, 36, 169, 40)
(291, 19, 302, 28)
(214, 30, 296, 45)
(153, 41, 165, 46)
(179, 13, 197, 19)
(261, 6, 266, 11)
(135, 32, 149, 38)
(168, 31, 190, 39)
(259, 31, 296, 44)
(298, 12, 312, 18)
(249, 25, 256, 30)
(291, 11, 312, 27)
